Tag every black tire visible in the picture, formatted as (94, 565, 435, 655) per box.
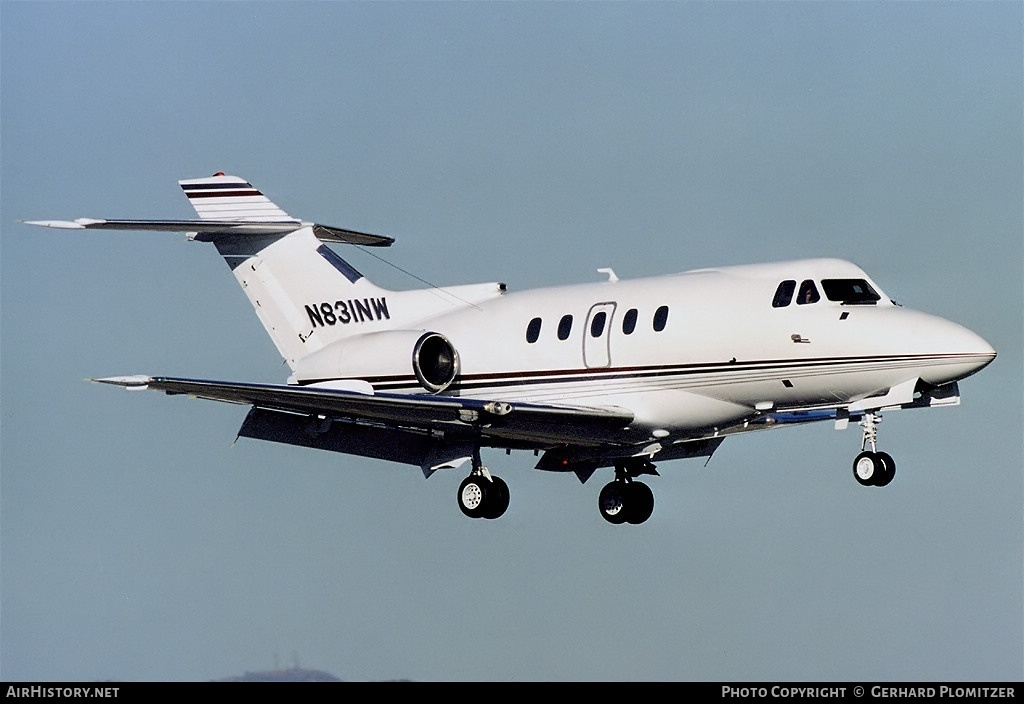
(873, 452, 896, 487)
(625, 482, 655, 524)
(482, 476, 510, 519)
(598, 482, 628, 524)
(457, 476, 489, 518)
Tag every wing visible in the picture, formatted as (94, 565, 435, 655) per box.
(93, 374, 634, 452)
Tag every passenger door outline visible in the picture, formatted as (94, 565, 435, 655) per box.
(583, 302, 617, 368)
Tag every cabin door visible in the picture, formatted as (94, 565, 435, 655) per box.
(583, 302, 616, 368)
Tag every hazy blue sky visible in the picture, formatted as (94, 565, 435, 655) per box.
(2, 1, 1021, 682)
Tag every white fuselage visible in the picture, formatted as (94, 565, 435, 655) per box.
(293, 258, 995, 444)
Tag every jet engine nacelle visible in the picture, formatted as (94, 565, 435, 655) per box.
(292, 330, 460, 393)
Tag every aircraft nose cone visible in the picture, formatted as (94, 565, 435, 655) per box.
(952, 320, 996, 362)
(966, 331, 997, 373)
(930, 317, 996, 383)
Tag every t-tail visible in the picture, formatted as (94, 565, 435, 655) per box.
(177, 174, 399, 367)
(26, 173, 505, 371)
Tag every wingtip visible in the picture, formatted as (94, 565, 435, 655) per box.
(23, 219, 86, 229)
(91, 375, 153, 389)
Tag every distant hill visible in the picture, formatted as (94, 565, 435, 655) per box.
(218, 667, 342, 682)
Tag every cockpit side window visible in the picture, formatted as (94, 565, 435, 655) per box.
(797, 280, 820, 305)
(821, 279, 881, 305)
(772, 280, 796, 308)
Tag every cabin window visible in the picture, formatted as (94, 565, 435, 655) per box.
(772, 280, 796, 308)
(821, 279, 881, 305)
(622, 308, 638, 335)
(797, 280, 820, 305)
(557, 314, 573, 340)
(526, 317, 542, 343)
(653, 305, 669, 332)
(590, 311, 607, 338)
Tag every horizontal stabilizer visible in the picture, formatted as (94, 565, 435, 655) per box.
(25, 218, 301, 234)
(26, 173, 394, 245)
(311, 224, 394, 247)
(24, 218, 393, 246)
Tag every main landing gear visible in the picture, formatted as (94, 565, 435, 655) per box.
(456, 451, 509, 520)
(598, 461, 656, 525)
(852, 411, 896, 487)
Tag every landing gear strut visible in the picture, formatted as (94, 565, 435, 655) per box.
(598, 461, 656, 525)
(456, 450, 509, 519)
(852, 412, 896, 487)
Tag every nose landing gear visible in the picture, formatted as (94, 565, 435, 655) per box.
(853, 450, 895, 487)
(852, 412, 896, 487)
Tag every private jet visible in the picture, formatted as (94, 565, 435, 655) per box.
(27, 174, 996, 524)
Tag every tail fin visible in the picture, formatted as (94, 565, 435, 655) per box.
(176, 175, 398, 369)
(179, 173, 294, 221)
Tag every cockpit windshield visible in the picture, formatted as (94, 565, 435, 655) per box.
(821, 279, 881, 305)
